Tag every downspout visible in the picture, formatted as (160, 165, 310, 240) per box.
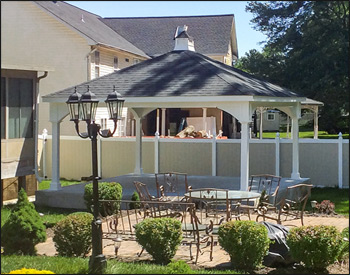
(34, 71, 48, 183)
(86, 45, 97, 81)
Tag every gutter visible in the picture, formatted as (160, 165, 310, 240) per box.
(34, 71, 48, 183)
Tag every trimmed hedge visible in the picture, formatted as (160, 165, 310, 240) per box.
(287, 225, 343, 271)
(53, 212, 93, 257)
(1, 189, 46, 255)
(84, 181, 122, 216)
(129, 191, 141, 209)
(218, 220, 270, 270)
(135, 218, 182, 264)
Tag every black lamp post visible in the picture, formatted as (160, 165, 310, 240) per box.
(66, 85, 124, 274)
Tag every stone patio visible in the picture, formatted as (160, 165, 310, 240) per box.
(35, 213, 349, 269)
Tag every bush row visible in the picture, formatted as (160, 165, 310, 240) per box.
(2, 186, 347, 273)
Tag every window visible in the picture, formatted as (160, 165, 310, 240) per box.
(114, 57, 119, 71)
(125, 58, 129, 62)
(94, 67, 100, 79)
(94, 51, 100, 78)
(267, 113, 275, 121)
(94, 51, 100, 65)
(100, 118, 107, 129)
(133, 58, 140, 65)
(2, 77, 34, 139)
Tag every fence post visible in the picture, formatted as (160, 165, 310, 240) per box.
(154, 131, 160, 173)
(275, 132, 280, 176)
(42, 129, 48, 179)
(338, 132, 343, 189)
(212, 127, 217, 176)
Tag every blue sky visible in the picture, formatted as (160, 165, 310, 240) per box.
(66, 1, 267, 57)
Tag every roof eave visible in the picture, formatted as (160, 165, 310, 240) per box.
(97, 43, 150, 59)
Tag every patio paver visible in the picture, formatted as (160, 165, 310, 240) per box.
(35, 213, 349, 269)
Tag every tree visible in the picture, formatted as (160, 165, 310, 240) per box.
(1, 189, 46, 255)
(238, 1, 349, 133)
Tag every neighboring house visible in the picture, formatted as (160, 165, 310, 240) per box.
(1, 1, 148, 201)
(1, 1, 238, 201)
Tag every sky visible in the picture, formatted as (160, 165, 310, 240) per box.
(66, 1, 267, 57)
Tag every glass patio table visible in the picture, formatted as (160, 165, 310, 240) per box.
(184, 190, 261, 201)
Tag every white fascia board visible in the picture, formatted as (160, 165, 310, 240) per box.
(97, 43, 150, 59)
(252, 96, 306, 102)
(1, 64, 55, 72)
(124, 95, 254, 109)
(43, 95, 255, 104)
(251, 96, 306, 108)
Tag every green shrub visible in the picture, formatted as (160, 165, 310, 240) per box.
(84, 182, 122, 216)
(135, 218, 182, 264)
(338, 227, 349, 261)
(129, 191, 141, 209)
(167, 260, 193, 274)
(53, 212, 93, 257)
(1, 189, 46, 255)
(218, 220, 270, 270)
(286, 225, 343, 271)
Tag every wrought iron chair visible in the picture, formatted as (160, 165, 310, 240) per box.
(181, 203, 214, 264)
(155, 172, 191, 202)
(133, 181, 158, 202)
(186, 188, 240, 249)
(256, 183, 313, 226)
(240, 174, 281, 220)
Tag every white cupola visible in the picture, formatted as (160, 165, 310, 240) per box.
(173, 25, 195, 51)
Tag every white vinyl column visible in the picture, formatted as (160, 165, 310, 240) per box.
(49, 103, 68, 190)
(277, 104, 302, 179)
(202, 107, 207, 132)
(291, 104, 301, 179)
(240, 121, 250, 191)
(156, 109, 160, 134)
(130, 108, 155, 175)
(50, 121, 62, 190)
(291, 116, 300, 179)
(161, 108, 166, 136)
(134, 116, 143, 174)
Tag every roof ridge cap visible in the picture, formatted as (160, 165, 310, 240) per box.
(102, 14, 234, 20)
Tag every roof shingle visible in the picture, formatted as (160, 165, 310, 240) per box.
(34, 1, 149, 58)
(43, 50, 300, 100)
(100, 15, 235, 57)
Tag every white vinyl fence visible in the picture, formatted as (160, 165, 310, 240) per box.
(39, 133, 348, 188)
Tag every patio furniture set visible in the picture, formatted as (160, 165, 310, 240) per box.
(99, 172, 313, 264)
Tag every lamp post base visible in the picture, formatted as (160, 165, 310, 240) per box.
(89, 254, 107, 274)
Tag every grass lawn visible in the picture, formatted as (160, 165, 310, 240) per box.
(0, 255, 243, 274)
(306, 187, 349, 216)
(39, 179, 82, 190)
(1, 204, 83, 228)
(259, 131, 349, 139)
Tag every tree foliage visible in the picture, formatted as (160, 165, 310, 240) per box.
(236, 1, 349, 133)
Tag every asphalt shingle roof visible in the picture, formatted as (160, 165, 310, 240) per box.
(100, 15, 235, 57)
(43, 50, 300, 101)
(33, 1, 149, 58)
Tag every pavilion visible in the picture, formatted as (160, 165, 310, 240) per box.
(42, 29, 306, 191)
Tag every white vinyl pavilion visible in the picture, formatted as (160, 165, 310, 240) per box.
(42, 50, 306, 191)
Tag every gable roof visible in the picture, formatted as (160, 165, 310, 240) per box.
(33, 1, 149, 58)
(43, 50, 300, 101)
(100, 15, 237, 58)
